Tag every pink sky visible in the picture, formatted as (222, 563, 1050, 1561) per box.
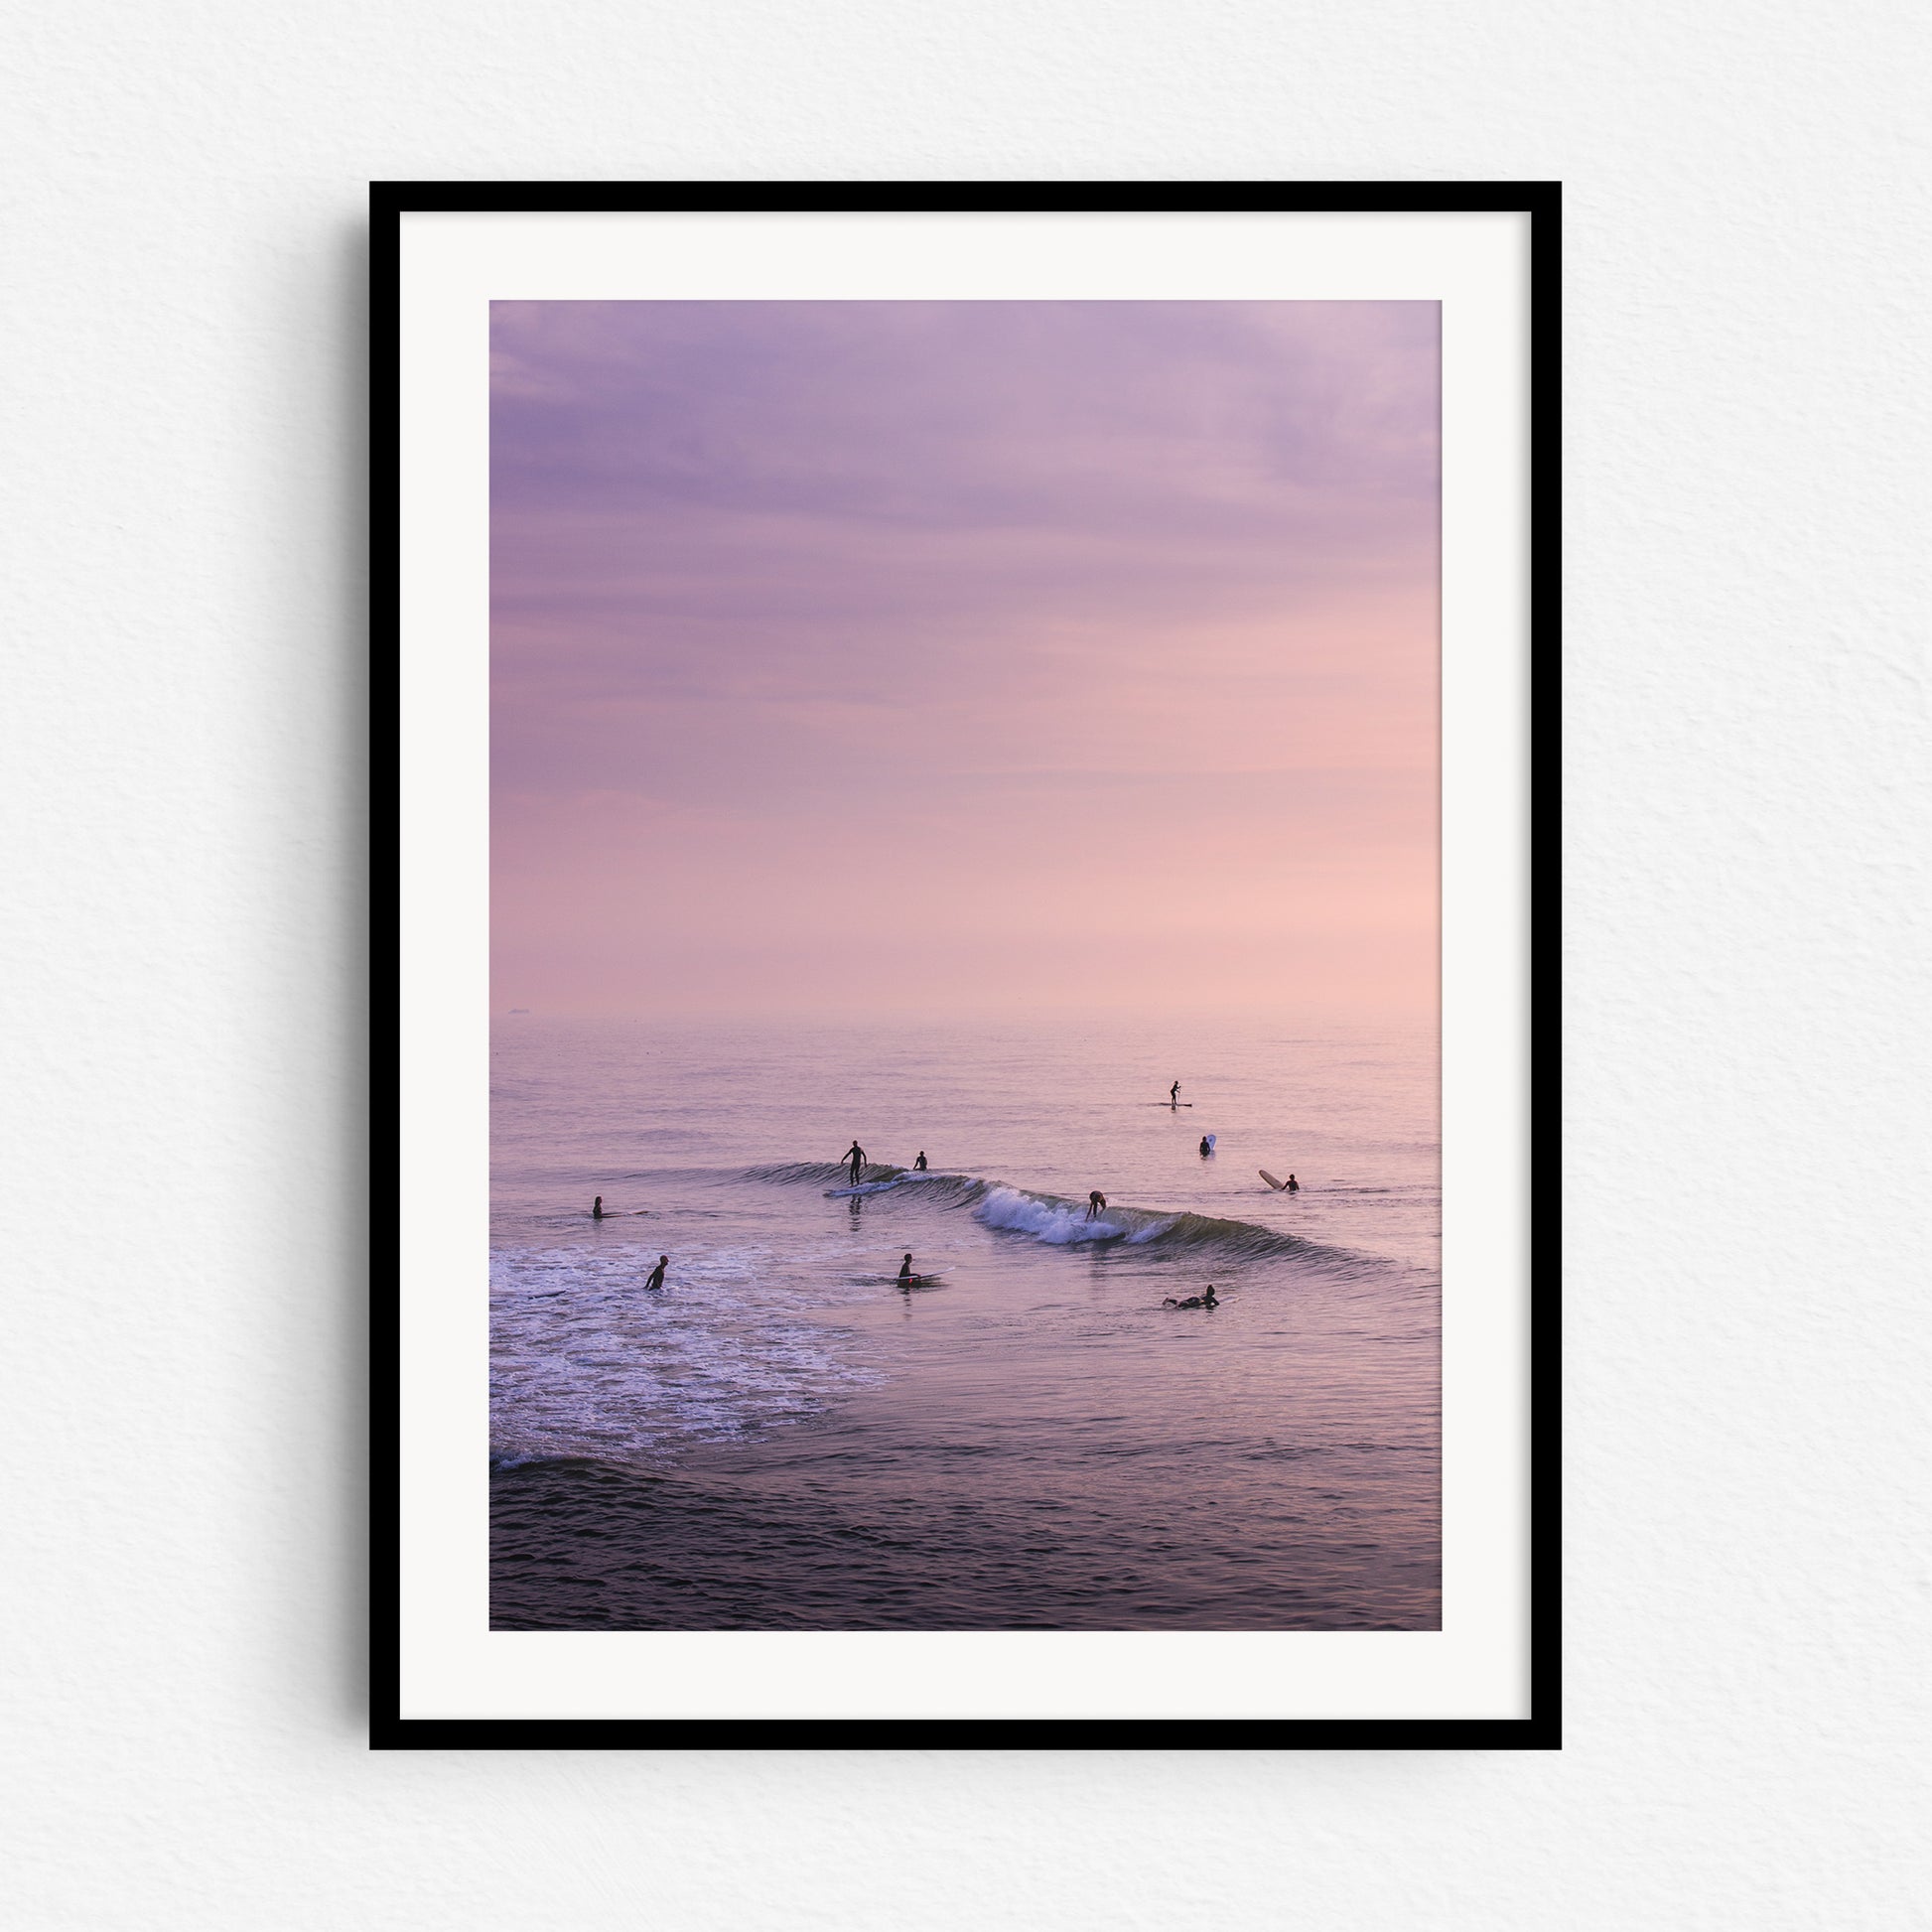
(491, 302, 1439, 1018)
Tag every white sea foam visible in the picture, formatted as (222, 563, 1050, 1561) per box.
(488, 1243, 884, 1466)
(975, 1185, 1134, 1245)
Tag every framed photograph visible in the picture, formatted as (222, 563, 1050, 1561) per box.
(373, 180, 1559, 1746)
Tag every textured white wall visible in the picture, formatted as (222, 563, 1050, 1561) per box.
(3, 2, 1927, 1926)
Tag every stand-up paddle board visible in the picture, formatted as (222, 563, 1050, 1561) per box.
(1146, 1101, 1194, 1107)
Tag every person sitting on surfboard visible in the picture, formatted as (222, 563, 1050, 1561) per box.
(913, 1152, 927, 1171)
(643, 1255, 667, 1292)
(843, 1140, 867, 1184)
(1170, 1080, 1181, 1105)
(592, 1195, 606, 1220)
(898, 1252, 915, 1287)
(1164, 1285, 1219, 1310)
(1085, 1190, 1107, 1221)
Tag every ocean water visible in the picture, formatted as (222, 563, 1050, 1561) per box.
(489, 1013, 1440, 1629)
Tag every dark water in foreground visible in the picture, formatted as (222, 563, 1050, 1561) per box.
(490, 1015, 1440, 1629)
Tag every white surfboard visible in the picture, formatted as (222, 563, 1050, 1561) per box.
(1259, 1170, 1286, 1190)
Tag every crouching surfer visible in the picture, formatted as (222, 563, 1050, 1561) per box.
(1085, 1190, 1108, 1222)
(1164, 1285, 1220, 1310)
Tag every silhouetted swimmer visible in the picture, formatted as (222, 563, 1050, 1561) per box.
(843, 1140, 867, 1184)
(1287, 1173, 1300, 1192)
(898, 1252, 915, 1288)
(643, 1255, 667, 1292)
(913, 1152, 928, 1172)
(1170, 1080, 1181, 1106)
(1085, 1190, 1107, 1222)
(1164, 1285, 1219, 1310)
(592, 1195, 606, 1220)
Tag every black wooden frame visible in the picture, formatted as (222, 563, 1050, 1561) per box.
(370, 178, 1561, 1750)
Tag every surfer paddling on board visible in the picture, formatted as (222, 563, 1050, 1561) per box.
(1165, 1285, 1219, 1310)
(643, 1255, 667, 1292)
(1170, 1080, 1181, 1107)
(913, 1152, 928, 1171)
(1085, 1190, 1108, 1222)
(842, 1141, 868, 1185)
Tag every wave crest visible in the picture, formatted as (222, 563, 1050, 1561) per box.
(973, 1185, 1171, 1247)
(745, 1162, 1364, 1269)
(747, 1161, 900, 1186)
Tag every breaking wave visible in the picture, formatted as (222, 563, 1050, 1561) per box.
(746, 1162, 1365, 1271)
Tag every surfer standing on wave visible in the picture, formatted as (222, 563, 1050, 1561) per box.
(843, 1140, 867, 1185)
(1085, 1190, 1107, 1222)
